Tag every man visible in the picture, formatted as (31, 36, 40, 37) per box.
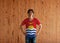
(20, 9, 42, 43)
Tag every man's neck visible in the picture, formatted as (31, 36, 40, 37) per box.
(29, 17, 34, 21)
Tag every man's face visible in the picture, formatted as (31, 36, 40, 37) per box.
(28, 11, 34, 19)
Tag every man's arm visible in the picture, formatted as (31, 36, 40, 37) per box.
(36, 24, 42, 36)
(20, 25, 26, 35)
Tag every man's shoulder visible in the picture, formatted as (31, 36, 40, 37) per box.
(34, 17, 40, 22)
(24, 18, 29, 21)
(34, 17, 38, 20)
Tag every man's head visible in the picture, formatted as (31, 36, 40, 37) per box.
(27, 9, 34, 19)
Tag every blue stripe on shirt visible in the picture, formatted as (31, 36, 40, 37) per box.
(26, 28, 36, 35)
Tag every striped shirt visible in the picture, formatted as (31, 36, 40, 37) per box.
(26, 28, 36, 35)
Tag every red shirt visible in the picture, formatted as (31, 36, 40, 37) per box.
(21, 18, 40, 29)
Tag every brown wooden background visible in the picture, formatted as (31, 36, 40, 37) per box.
(0, 0, 60, 43)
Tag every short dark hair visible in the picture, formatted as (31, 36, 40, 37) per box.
(27, 9, 34, 14)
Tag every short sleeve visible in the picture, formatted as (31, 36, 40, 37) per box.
(21, 19, 26, 26)
(36, 18, 40, 25)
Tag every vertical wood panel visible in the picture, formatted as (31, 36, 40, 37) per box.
(0, 0, 60, 43)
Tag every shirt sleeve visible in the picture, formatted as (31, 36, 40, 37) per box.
(36, 18, 40, 25)
(21, 19, 26, 26)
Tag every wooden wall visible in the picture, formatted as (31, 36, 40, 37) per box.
(0, 0, 60, 43)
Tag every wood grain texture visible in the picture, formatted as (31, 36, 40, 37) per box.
(0, 0, 60, 43)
